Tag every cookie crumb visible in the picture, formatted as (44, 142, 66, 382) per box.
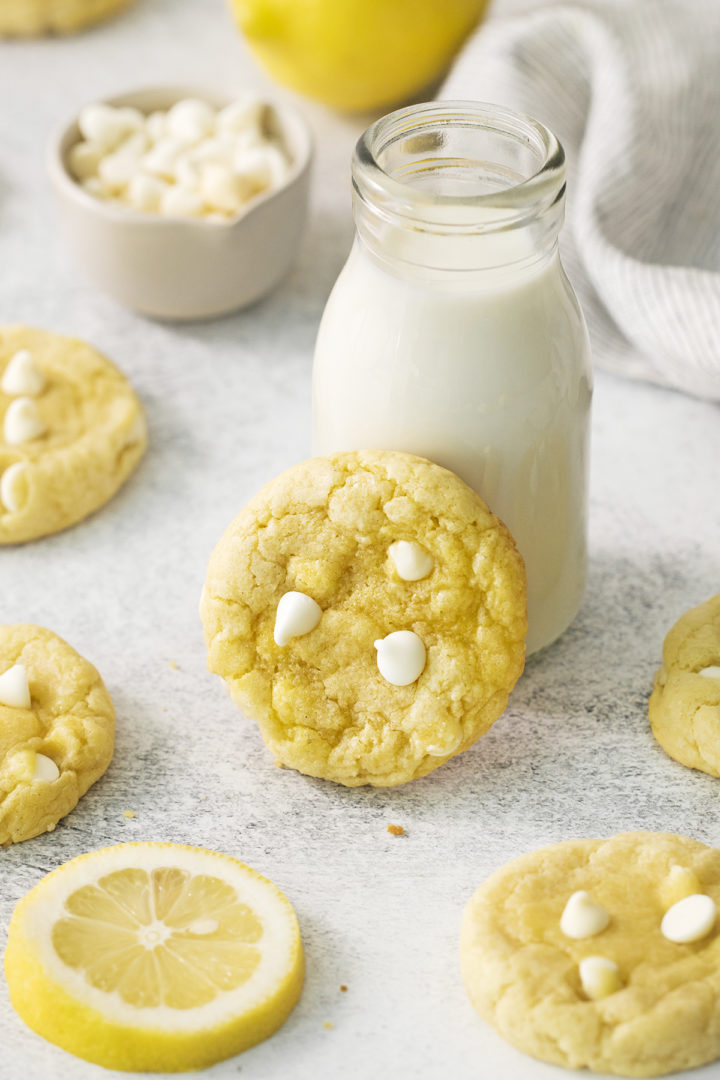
(169, 660, 179, 670)
(340, 984, 348, 992)
(387, 824, 405, 837)
(122, 810, 136, 819)
(323, 1021, 334, 1030)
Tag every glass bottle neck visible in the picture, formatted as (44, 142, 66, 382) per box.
(353, 191, 563, 278)
(351, 101, 566, 277)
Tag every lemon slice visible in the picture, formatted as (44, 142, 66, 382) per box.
(4, 842, 304, 1072)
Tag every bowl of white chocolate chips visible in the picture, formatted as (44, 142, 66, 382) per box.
(48, 87, 312, 320)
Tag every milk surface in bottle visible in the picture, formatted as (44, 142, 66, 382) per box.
(313, 102, 592, 654)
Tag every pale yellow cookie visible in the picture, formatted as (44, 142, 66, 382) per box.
(0, 0, 134, 36)
(649, 594, 720, 776)
(201, 450, 526, 787)
(461, 831, 720, 1078)
(0, 624, 115, 844)
(0, 326, 146, 544)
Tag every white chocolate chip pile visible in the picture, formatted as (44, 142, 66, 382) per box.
(560, 891, 610, 939)
(69, 97, 293, 220)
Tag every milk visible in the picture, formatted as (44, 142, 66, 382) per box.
(313, 237, 591, 655)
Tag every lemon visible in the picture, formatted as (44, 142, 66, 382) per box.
(4, 843, 304, 1072)
(230, 0, 490, 112)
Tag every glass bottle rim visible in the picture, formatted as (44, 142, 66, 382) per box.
(353, 100, 565, 234)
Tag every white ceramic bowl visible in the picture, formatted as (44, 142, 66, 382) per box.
(47, 87, 313, 321)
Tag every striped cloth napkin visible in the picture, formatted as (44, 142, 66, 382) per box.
(442, 0, 720, 401)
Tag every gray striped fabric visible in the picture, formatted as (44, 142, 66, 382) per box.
(442, 0, 720, 400)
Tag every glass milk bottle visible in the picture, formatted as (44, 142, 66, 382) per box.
(312, 102, 591, 655)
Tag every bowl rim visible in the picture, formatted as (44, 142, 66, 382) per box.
(46, 84, 314, 229)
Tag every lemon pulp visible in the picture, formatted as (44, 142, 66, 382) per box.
(53, 867, 263, 1009)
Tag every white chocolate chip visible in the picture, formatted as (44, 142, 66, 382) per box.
(188, 918, 218, 935)
(1, 461, 29, 513)
(216, 97, 267, 135)
(425, 733, 462, 757)
(78, 103, 139, 152)
(187, 136, 237, 169)
(142, 137, 193, 180)
(661, 894, 716, 943)
(4, 397, 46, 444)
(234, 145, 288, 193)
(388, 540, 434, 581)
(374, 631, 426, 686)
(115, 107, 145, 134)
(661, 865, 702, 909)
(200, 163, 245, 214)
(69, 141, 103, 181)
(33, 753, 60, 783)
(82, 177, 110, 200)
(127, 173, 169, 213)
(166, 99, 216, 143)
(274, 591, 322, 646)
(579, 957, 621, 1000)
(0, 664, 31, 708)
(560, 891, 610, 939)
(97, 131, 150, 191)
(699, 666, 720, 679)
(174, 156, 201, 191)
(145, 110, 167, 142)
(1, 350, 45, 396)
(98, 154, 136, 191)
(160, 185, 205, 219)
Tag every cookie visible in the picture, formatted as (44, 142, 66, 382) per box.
(0, 326, 146, 544)
(461, 831, 720, 1078)
(649, 594, 720, 776)
(0, 0, 134, 35)
(200, 450, 526, 787)
(0, 624, 115, 844)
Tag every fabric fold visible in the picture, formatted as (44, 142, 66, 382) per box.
(442, 0, 720, 400)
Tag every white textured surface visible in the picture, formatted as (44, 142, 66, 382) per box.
(1, 1, 719, 1078)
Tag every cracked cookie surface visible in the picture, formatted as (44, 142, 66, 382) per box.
(0, 624, 115, 844)
(200, 450, 526, 787)
(461, 831, 720, 1078)
(0, 326, 146, 544)
(0, 0, 134, 35)
(649, 594, 720, 776)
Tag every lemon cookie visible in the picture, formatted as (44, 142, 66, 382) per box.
(0, 624, 115, 844)
(0, 0, 134, 36)
(201, 450, 526, 787)
(649, 594, 720, 776)
(461, 831, 720, 1077)
(0, 326, 146, 544)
